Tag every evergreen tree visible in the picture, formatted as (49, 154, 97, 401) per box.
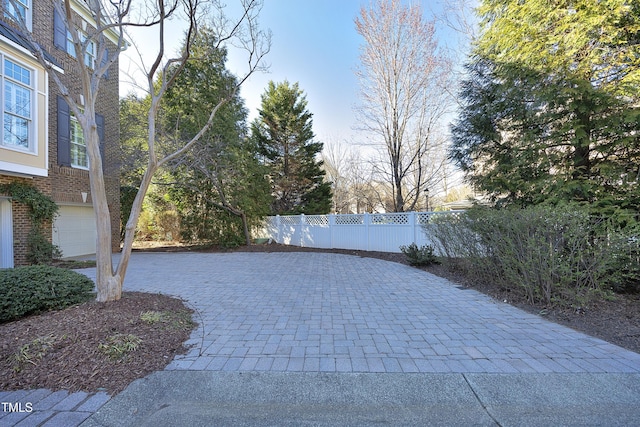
(451, 0, 640, 214)
(251, 81, 332, 214)
(161, 28, 271, 245)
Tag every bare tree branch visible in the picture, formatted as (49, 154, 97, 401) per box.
(12, 0, 270, 301)
(354, 0, 453, 212)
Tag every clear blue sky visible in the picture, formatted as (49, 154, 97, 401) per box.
(232, 0, 463, 145)
(231, 0, 364, 144)
(121, 0, 468, 145)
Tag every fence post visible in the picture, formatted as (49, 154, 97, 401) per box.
(275, 215, 281, 243)
(365, 212, 370, 251)
(410, 211, 416, 244)
(300, 214, 305, 247)
(329, 213, 335, 249)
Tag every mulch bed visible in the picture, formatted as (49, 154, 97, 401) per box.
(0, 292, 194, 394)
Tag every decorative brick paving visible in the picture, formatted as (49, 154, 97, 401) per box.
(0, 389, 109, 427)
(104, 252, 640, 374)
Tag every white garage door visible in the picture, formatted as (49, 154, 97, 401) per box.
(53, 205, 96, 258)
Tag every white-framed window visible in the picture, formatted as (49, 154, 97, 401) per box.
(4, 0, 31, 31)
(66, 30, 96, 68)
(83, 34, 96, 68)
(1, 56, 34, 152)
(70, 111, 88, 168)
(65, 30, 75, 57)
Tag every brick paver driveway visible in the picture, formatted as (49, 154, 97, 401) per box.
(95, 251, 640, 374)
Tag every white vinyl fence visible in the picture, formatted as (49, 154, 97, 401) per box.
(260, 211, 464, 253)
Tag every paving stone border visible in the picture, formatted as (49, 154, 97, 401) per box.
(0, 389, 110, 427)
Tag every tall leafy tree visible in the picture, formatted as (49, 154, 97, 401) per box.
(451, 0, 640, 213)
(119, 94, 151, 241)
(251, 81, 332, 214)
(162, 28, 271, 245)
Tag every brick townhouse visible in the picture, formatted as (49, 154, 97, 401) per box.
(0, 0, 120, 268)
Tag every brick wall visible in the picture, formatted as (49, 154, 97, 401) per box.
(35, 1, 121, 254)
(0, 176, 31, 266)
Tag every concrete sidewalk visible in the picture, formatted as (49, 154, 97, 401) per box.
(3, 251, 639, 426)
(83, 371, 640, 426)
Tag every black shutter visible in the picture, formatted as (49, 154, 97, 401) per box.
(53, 9, 66, 51)
(57, 96, 71, 167)
(96, 113, 105, 166)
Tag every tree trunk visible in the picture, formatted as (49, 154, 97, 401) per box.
(83, 120, 120, 302)
(241, 212, 251, 246)
(393, 163, 405, 212)
(89, 114, 159, 301)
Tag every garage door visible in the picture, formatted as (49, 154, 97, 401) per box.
(53, 205, 96, 258)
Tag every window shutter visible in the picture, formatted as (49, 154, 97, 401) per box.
(101, 48, 109, 79)
(53, 9, 66, 50)
(57, 96, 71, 167)
(96, 113, 105, 166)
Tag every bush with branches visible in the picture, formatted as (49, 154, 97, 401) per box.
(423, 205, 639, 306)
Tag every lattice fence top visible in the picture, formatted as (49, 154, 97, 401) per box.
(305, 215, 329, 226)
(417, 213, 432, 225)
(280, 216, 301, 226)
(418, 211, 465, 225)
(264, 217, 278, 226)
(335, 214, 364, 225)
(269, 211, 464, 227)
(371, 213, 409, 225)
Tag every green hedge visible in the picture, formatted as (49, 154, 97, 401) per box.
(0, 266, 95, 323)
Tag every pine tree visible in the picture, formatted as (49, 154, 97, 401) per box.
(161, 28, 271, 245)
(251, 81, 332, 214)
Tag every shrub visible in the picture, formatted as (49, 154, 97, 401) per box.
(422, 212, 483, 272)
(423, 204, 638, 307)
(399, 243, 439, 266)
(0, 266, 95, 323)
(27, 229, 62, 265)
(599, 222, 640, 294)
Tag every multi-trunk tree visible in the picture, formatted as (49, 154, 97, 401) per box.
(15, 0, 270, 301)
(451, 0, 640, 214)
(251, 81, 332, 215)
